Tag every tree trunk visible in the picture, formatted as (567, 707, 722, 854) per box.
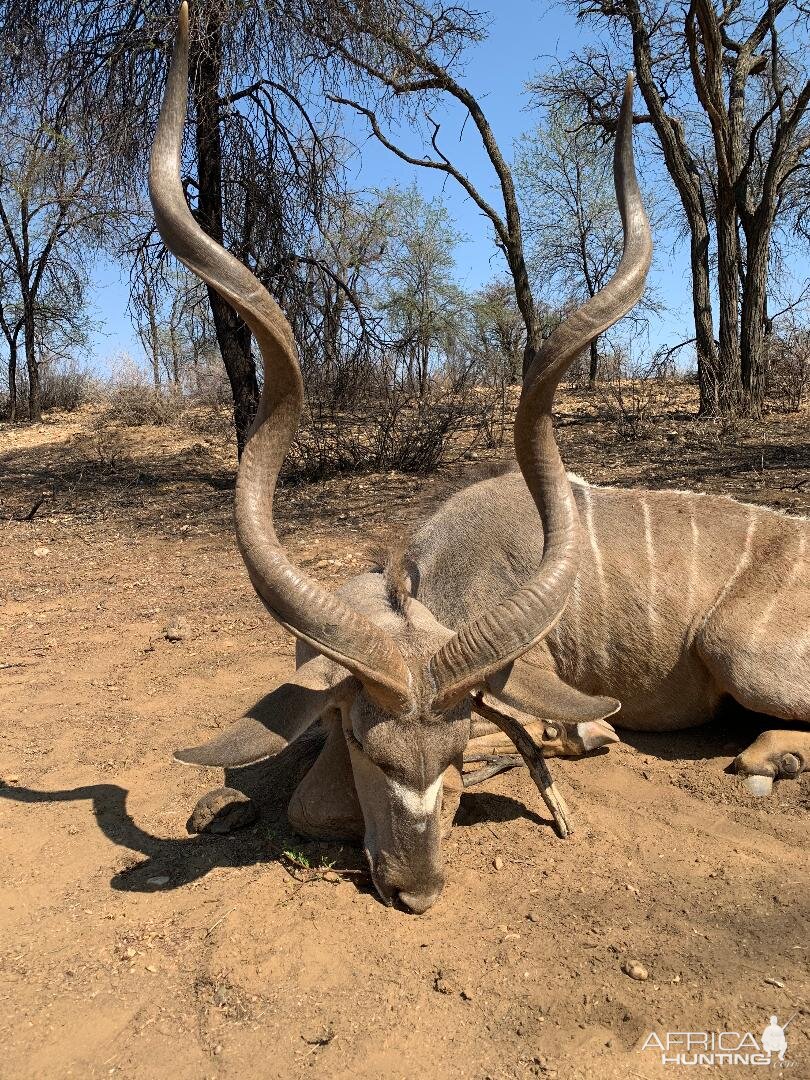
(192, 12, 258, 457)
(689, 218, 721, 416)
(740, 223, 771, 418)
(588, 337, 599, 385)
(23, 301, 41, 421)
(170, 321, 181, 386)
(714, 189, 742, 414)
(625, 0, 722, 417)
(8, 338, 18, 422)
(146, 283, 161, 389)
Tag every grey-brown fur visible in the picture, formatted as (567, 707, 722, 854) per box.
(409, 472, 809, 733)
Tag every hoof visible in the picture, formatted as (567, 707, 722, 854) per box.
(187, 787, 257, 834)
(732, 731, 810, 797)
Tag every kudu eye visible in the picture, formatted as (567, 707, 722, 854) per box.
(544, 724, 560, 741)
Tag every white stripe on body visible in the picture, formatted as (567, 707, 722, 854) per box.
(751, 530, 806, 647)
(641, 498, 660, 637)
(687, 511, 700, 616)
(581, 485, 607, 604)
(704, 511, 758, 624)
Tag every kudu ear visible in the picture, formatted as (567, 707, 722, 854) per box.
(174, 656, 351, 768)
(484, 659, 621, 725)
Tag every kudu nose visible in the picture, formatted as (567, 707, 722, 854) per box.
(398, 887, 442, 914)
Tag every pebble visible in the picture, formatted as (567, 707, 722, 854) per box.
(622, 960, 648, 981)
(144, 964, 157, 973)
(764, 977, 785, 988)
(164, 620, 189, 642)
(33, 547, 50, 557)
(322, 871, 340, 883)
(493, 856, 504, 871)
(146, 875, 170, 887)
(3, 775, 20, 785)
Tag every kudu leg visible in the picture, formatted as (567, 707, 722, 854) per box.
(470, 699, 574, 838)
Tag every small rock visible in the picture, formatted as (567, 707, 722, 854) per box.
(625, 883, 640, 896)
(164, 619, 189, 642)
(322, 871, 340, 883)
(124, 947, 136, 959)
(34, 546, 50, 557)
(764, 977, 785, 988)
(526, 912, 540, 923)
(212, 1045, 223, 1056)
(146, 875, 170, 887)
(460, 987, 473, 1001)
(3, 775, 20, 785)
(496, 924, 509, 934)
(144, 964, 157, 973)
(622, 960, 648, 981)
(493, 856, 504, 871)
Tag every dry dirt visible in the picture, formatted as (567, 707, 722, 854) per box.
(1, 391, 808, 1080)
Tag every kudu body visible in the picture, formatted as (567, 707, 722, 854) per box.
(154, 5, 808, 914)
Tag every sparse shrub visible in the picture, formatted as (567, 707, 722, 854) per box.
(184, 351, 232, 408)
(765, 329, 810, 413)
(102, 354, 185, 427)
(105, 382, 185, 426)
(179, 402, 234, 443)
(90, 415, 127, 470)
(0, 357, 96, 418)
(287, 380, 501, 480)
(596, 348, 673, 439)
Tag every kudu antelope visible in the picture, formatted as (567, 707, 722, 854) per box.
(152, 5, 809, 914)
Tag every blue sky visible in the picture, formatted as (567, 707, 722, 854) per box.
(86, 1, 700, 370)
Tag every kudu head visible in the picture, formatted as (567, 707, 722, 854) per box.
(151, 3, 651, 913)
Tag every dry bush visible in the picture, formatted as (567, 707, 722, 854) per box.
(183, 351, 233, 408)
(287, 381, 506, 480)
(0, 357, 97, 418)
(596, 349, 675, 438)
(765, 329, 810, 413)
(102, 355, 185, 427)
(89, 414, 127, 471)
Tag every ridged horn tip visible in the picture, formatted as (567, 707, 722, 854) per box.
(179, 0, 189, 29)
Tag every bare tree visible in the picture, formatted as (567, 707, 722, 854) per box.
(516, 102, 658, 384)
(468, 278, 528, 386)
(287, 0, 557, 381)
(377, 184, 465, 395)
(532, 0, 810, 417)
(0, 49, 107, 420)
(2, 0, 353, 451)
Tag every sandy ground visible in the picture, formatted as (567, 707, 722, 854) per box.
(1, 395, 808, 1079)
